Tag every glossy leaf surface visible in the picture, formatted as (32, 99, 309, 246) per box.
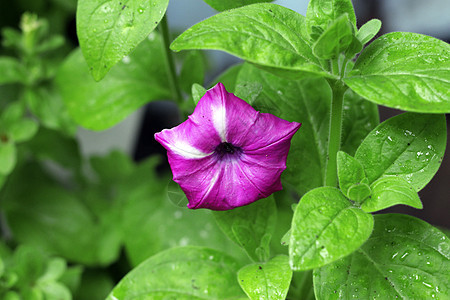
(76, 0, 168, 80)
(238, 255, 292, 300)
(306, 0, 356, 35)
(171, 4, 331, 80)
(204, 0, 273, 11)
(289, 187, 373, 270)
(314, 214, 450, 299)
(56, 35, 171, 130)
(356, 19, 382, 45)
(355, 112, 447, 191)
(107, 246, 245, 299)
(345, 32, 450, 113)
(362, 176, 422, 212)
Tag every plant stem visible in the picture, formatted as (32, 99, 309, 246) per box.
(325, 79, 347, 187)
(159, 15, 183, 105)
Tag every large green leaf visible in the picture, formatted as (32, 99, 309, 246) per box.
(306, 0, 356, 36)
(56, 35, 171, 130)
(203, 0, 273, 11)
(238, 255, 292, 300)
(213, 197, 277, 262)
(76, 0, 168, 81)
(354, 112, 447, 191)
(314, 214, 450, 299)
(107, 246, 246, 299)
(235, 63, 378, 194)
(171, 4, 332, 80)
(289, 187, 373, 271)
(345, 32, 450, 113)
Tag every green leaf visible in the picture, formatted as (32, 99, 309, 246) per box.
(354, 112, 447, 191)
(56, 35, 171, 130)
(314, 214, 450, 299)
(0, 140, 16, 175)
(8, 119, 38, 143)
(179, 51, 205, 94)
(166, 179, 189, 208)
(289, 187, 373, 271)
(171, 4, 332, 80)
(1, 163, 121, 266)
(337, 151, 370, 202)
(76, 0, 168, 81)
(23, 86, 77, 136)
(312, 14, 353, 59)
(191, 83, 207, 105)
(235, 63, 378, 195)
(238, 255, 292, 300)
(306, 0, 356, 36)
(213, 197, 277, 262)
(345, 32, 450, 113)
(121, 159, 245, 267)
(361, 177, 422, 213)
(107, 246, 246, 299)
(356, 18, 382, 45)
(0, 57, 26, 85)
(203, 0, 274, 11)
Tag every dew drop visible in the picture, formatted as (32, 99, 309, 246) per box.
(399, 251, 410, 261)
(138, 8, 144, 13)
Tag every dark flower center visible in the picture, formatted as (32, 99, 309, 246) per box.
(214, 142, 242, 160)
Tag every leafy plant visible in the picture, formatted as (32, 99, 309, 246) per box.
(0, 0, 449, 299)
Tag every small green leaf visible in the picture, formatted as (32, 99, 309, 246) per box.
(344, 34, 363, 58)
(314, 214, 450, 299)
(356, 18, 382, 45)
(0, 141, 16, 175)
(337, 151, 369, 202)
(361, 176, 422, 213)
(166, 180, 189, 208)
(355, 112, 447, 191)
(306, 0, 356, 36)
(171, 4, 331, 80)
(180, 51, 205, 94)
(312, 14, 353, 59)
(191, 83, 207, 105)
(289, 187, 373, 271)
(107, 246, 245, 299)
(213, 196, 277, 262)
(238, 255, 292, 300)
(76, 0, 168, 81)
(347, 182, 371, 203)
(345, 32, 450, 113)
(56, 35, 171, 130)
(8, 119, 38, 143)
(0, 57, 26, 85)
(203, 0, 274, 11)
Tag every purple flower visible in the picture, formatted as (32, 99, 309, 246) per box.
(155, 83, 301, 210)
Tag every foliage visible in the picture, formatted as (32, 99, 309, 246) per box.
(0, 0, 448, 299)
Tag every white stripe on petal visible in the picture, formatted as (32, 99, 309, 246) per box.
(168, 141, 212, 159)
(212, 104, 227, 142)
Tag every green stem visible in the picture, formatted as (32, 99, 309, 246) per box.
(159, 15, 183, 105)
(325, 79, 347, 187)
